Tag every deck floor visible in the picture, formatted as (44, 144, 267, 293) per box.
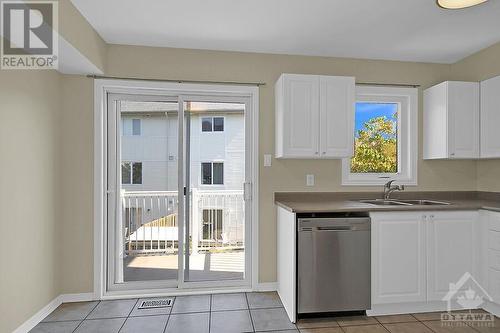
(123, 251, 244, 282)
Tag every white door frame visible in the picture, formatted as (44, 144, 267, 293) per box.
(94, 79, 259, 299)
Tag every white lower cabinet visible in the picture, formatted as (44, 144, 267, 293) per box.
(489, 269, 500, 303)
(371, 211, 479, 307)
(482, 210, 500, 305)
(371, 212, 426, 304)
(426, 211, 479, 301)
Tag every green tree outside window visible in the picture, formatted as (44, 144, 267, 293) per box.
(351, 112, 398, 173)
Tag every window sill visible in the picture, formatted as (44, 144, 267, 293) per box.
(341, 178, 418, 186)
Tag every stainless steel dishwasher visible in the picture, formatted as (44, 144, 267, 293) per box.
(298, 214, 371, 314)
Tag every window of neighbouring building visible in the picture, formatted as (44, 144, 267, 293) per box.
(201, 116, 224, 132)
(202, 209, 223, 240)
(201, 162, 224, 185)
(122, 162, 143, 185)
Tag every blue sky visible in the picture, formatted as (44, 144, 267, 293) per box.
(355, 102, 398, 136)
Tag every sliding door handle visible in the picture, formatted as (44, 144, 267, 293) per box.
(243, 182, 252, 201)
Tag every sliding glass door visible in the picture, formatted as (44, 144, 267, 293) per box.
(106, 89, 252, 292)
(181, 97, 250, 287)
(107, 93, 181, 291)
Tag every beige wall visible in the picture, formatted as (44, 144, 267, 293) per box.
(59, 76, 95, 294)
(451, 42, 500, 192)
(0, 70, 61, 333)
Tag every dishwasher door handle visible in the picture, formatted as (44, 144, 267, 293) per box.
(316, 226, 352, 231)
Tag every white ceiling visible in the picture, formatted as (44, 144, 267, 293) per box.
(71, 0, 500, 64)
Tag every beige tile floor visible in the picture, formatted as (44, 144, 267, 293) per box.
(30, 292, 499, 333)
(297, 310, 499, 333)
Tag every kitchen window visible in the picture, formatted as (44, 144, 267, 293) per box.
(201, 162, 224, 185)
(121, 162, 142, 184)
(342, 86, 417, 186)
(201, 117, 224, 132)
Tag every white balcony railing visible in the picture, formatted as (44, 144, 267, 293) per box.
(122, 189, 244, 255)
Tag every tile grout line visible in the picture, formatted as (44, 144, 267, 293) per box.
(117, 298, 140, 333)
(162, 296, 176, 333)
(373, 316, 392, 333)
(208, 294, 212, 333)
(420, 319, 440, 333)
(71, 300, 101, 333)
(245, 293, 257, 333)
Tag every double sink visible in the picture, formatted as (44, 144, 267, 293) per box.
(359, 199, 451, 206)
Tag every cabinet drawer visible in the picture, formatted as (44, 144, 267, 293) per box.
(489, 213, 500, 232)
(488, 269, 500, 303)
(489, 250, 500, 271)
(489, 231, 500, 251)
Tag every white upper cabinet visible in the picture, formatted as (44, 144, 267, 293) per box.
(423, 81, 479, 159)
(480, 76, 500, 158)
(319, 76, 355, 157)
(275, 74, 320, 158)
(275, 73, 355, 159)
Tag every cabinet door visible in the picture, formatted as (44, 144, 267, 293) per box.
(281, 74, 320, 157)
(427, 211, 479, 301)
(423, 82, 449, 159)
(371, 212, 427, 304)
(480, 76, 500, 158)
(319, 76, 355, 158)
(488, 269, 500, 304)
(448, 82, 479, 159)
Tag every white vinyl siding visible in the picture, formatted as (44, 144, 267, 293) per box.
(121, 113, 242, 191)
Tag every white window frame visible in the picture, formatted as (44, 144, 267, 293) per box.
(342, 85, 418, 186)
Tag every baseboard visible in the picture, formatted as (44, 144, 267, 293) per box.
(13, 293, 95, 333)
(60, 292, 95, 303)
(367, 301, 482, 316)
(254, 282, 278, 292)
(12, 295, 62, 333)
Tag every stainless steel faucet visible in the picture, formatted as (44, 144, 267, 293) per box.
(383, 180, 405, 199)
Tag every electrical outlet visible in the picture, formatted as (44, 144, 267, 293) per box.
(306, 174, 315, 186)
(264, 154, 272, 167)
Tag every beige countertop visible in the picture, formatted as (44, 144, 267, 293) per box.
(274, 191, 500, 213)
